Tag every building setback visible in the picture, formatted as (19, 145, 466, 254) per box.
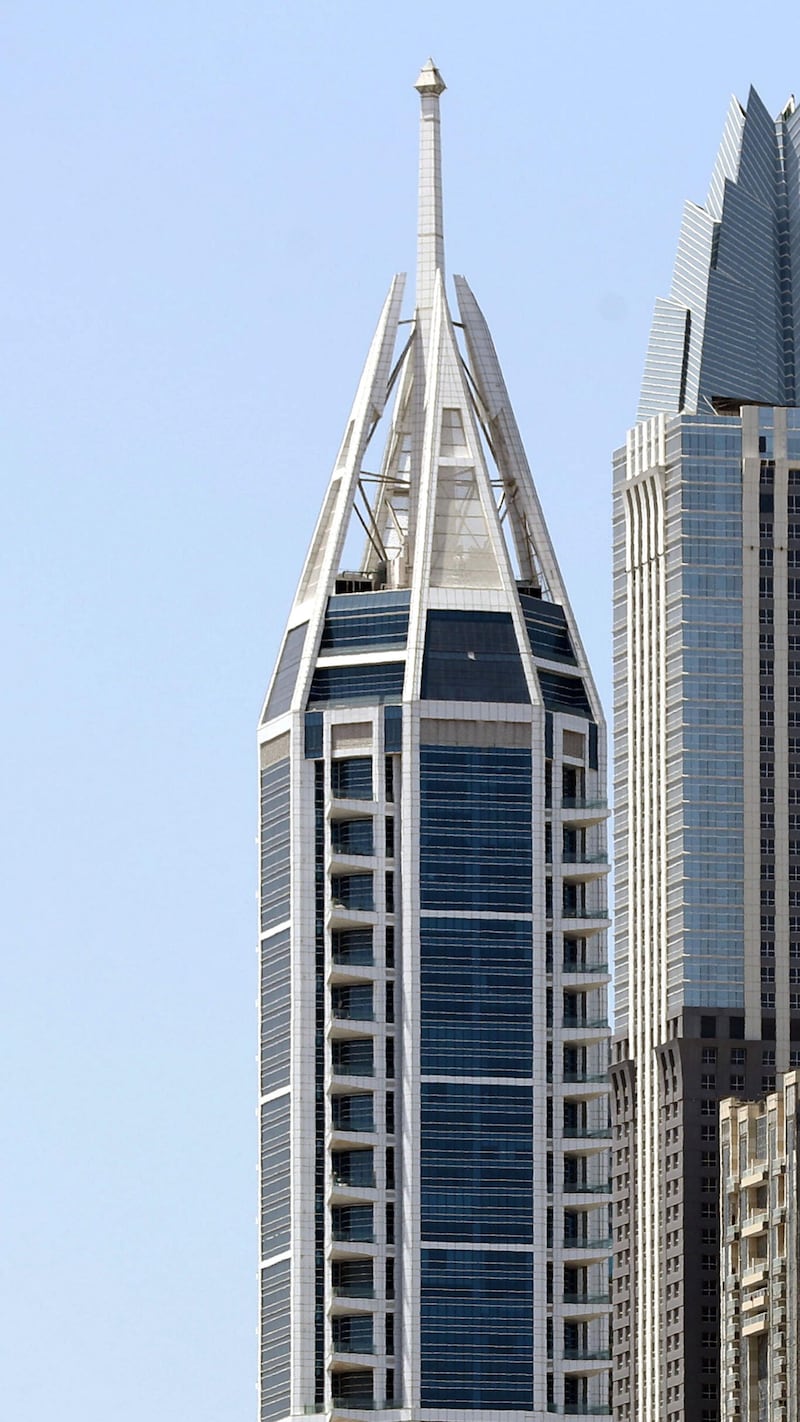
(612, 88, 800, 1422)
(258, 65, 611, 1422)
(719, 1075, 800, 1422)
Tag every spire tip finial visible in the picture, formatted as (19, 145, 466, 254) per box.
(415, 59, 446, 97)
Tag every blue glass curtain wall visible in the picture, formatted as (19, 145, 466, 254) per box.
(421, 609, 529, 703)
(260, 758, 291, 932)
(420, 917, 532, 1076)
(678, 417, 745, 1005)
(420, 744, 533, 912)
(260, 1257, 291, 1422)
(320, 590, 410, 652)
(260, 1094, 291, 1257)
(421, 1249, 534, 1408)
(309, 662, 404, 707)
(519, 593, 577, 664)
(263, 622, 307, 721)
(260, 927, 290, 1093)
(421, 1082, 533, 1242)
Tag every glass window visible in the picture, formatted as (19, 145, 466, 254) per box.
(421, 610, 529, 703)
(264, 622, 308, 721)
(519, 594, 576, 664)
(309, 662, 404, 707)
(331, 757, 373, 800)
(420, 745, 533, 913)
(260, 758, 291, 931)
(421, 917, 532, 1076)
(421, 1081, 533, 1243)
(421, 1249, 533, 1408)
(331, 873, 374, 911)
(332, 818, 374, 856)
(320, 590, 410, 652)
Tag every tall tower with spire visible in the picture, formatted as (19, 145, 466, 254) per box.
(612, 86, 800, 1422)
(258, 65, 611, 1422)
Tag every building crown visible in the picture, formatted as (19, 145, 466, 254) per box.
(639, 86, 800, 419)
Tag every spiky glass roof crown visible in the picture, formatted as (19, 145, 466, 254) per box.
(639, 86, 800, 419)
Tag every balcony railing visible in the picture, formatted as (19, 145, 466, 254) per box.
(330, 1401, 400, 1414)
(562, 908, 609, 921)
(562, 1018, 610, 1031)
(563, 1126, 612, 1140)
(547, 1405, 611, 1416)
(563, 1180, 612, 1195)
(332, 946, 374, 967)
(564, 1237, 613, 1251)
(332, 1118, 375, 1136)
(563, 1292, 611, 1306)
(563, 1348, 612, 1361)
(331, 1282, 375, 1298)
(563, 962, 609, 975)
(332, 1172, 376, 1191)
(562, 854, 609, 866)
(561, 798, 608, 811)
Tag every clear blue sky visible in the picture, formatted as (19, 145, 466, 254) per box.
(2, 2, 794, 1417)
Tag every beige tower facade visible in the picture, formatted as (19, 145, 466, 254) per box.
(719, 1077, 800, 1422)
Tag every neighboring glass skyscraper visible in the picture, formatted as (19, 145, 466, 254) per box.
(258, 65, 611, 1422)
(612, 87, 800, 1422)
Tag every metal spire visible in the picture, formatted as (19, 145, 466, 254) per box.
(414, 60, 446, 319)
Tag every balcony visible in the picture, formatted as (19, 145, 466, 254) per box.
(328, 798, 377, 819)
(329, 851, 377, 876)
(563, 1126, 612, 1140)
(564, 1349, 611, 1361)
(328, 902, 377, 931)
(564, 1236, 612, 1253)
(331, 1403, 399, 1416)
(561, 854, 610, 882)
(331, 1092, 374, 1128)
(331, 1283, 376, 1300)
(741, 1310, 768, 1336)
(331, 1397, 377, 1417)
(563, 961, 609, 976)
(547, 1406, 611, 1417)
(562, 1180, 612, 1198)
(329, 1017, 375, 1044)
(560, 797, 610, 826)
(331, 1069, 375, 1087)
(332, 1171, 376, 1192)
(562, 1350, 612, 1377)
(332, 1006, 375, 1023)
(562, 1018, 610, 1042)
(742, 1210, 769, 1237)
(331, 930, 374, 969)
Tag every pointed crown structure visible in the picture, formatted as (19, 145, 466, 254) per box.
(639, 86, 800, 419)
(262, 64, 598, 726)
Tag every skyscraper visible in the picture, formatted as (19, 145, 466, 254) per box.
(258, 64, 611, 1422)
(611, 86, 800, 1422)
(719, 1075, 800, 1422)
